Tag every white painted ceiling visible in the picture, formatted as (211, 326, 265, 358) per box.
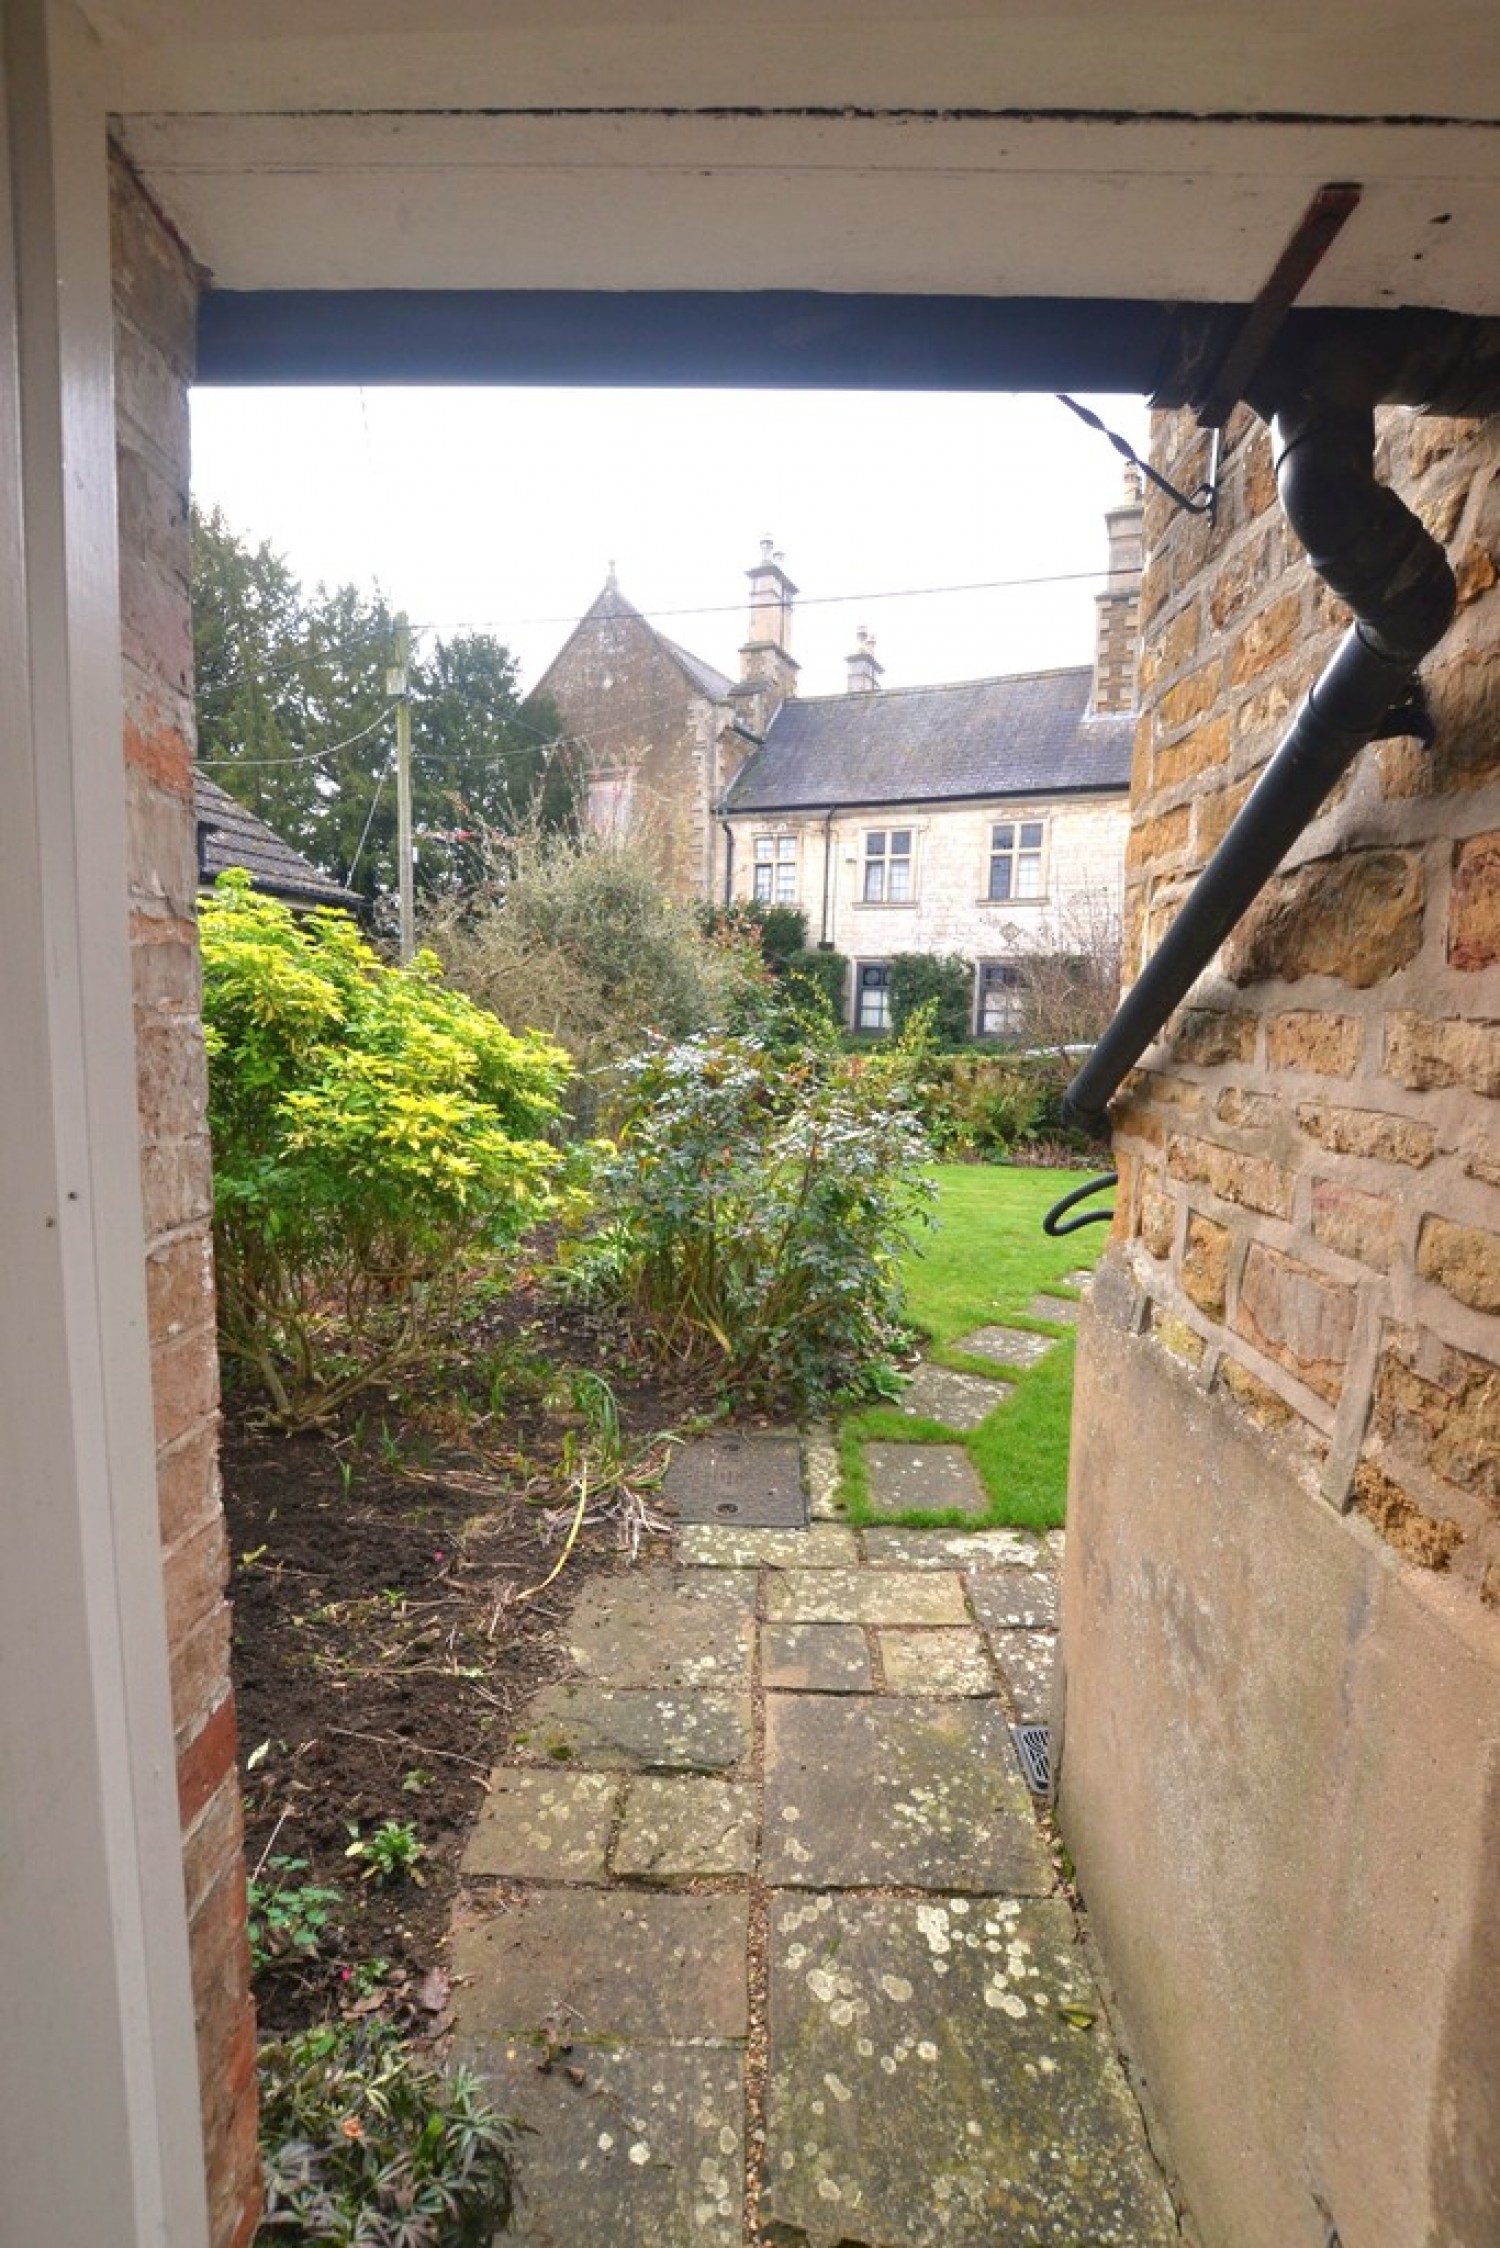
(98, 3, 1500, 311)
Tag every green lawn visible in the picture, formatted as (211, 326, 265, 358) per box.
(839, 1162, 1113, 1532)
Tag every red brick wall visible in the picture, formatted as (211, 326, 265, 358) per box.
(1114, 403, 1500, 1597)
(112, 153, 260, 2248)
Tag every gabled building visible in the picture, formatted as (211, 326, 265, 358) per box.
(540, 484, 1142, 1034)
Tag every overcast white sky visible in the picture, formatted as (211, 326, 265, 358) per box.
(188, 387, 1151, 700)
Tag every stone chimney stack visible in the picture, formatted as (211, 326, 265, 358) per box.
(1091, 465, 1143, 715)
(845, 627, 884, 694)
(738, 539, 799, 729)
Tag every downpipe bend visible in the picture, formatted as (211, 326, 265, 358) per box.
(1061, 397, 1456, 1137)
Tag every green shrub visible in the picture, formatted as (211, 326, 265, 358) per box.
(780, 947, 849, 1024)
(907, 1048, 1080, 1157)
(888, 953, 974, 1047)
(426, 830, 766, 1129)
(258, 2021, 516, 2245)
(562, 1017, 934, 1409)
(201, 870, 569, 1424)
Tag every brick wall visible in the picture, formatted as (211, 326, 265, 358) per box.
(1116, 403, 1499, 1598)
(112, 154, 260, 2248)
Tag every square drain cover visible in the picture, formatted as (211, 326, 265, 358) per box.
(661, 1434, 807, 1527)
(1012, 1724, 1051, 1796)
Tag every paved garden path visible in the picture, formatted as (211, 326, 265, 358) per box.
(453, 1399, 1181, 2247)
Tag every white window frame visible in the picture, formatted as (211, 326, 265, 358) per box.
(753, 832, 798, 904)
(977, 960, 1030, 1038)
(988, 816, 1047, 903)
(862, 826, 915, 903)
(855, 960, 893, 1031)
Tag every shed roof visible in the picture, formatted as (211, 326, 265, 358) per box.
(725, 666, 1132, 814)
(194, 771, 363, 911)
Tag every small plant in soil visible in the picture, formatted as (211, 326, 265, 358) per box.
(258, 2018, 516, 2245)
(248, 1857, 344, 1974)
(346, 1819, 427, 1886)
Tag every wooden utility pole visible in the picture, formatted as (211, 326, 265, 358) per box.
(387, 616, 415, 964)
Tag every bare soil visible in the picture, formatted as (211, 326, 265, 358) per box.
(224, 1290, 703, 2042)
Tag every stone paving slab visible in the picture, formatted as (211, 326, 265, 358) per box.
(1023, 1291, 1082, 1325)
(562, 1570, 757, 1688)
(660, 1431, 806, 1526)
(802, 1427, 846, 1520)
(991, 1629, 1059, 1720)
(677, 1522, 859, 1570)
(452, 1888, 749, 2043)
(955, 1324, 1056, 1370)
(518, 1681, 750, 1771)
(897, 1361, 1011, 1431)
(466, 2043, 745, 2248)
(861, 1525, 1045, 1570)
(613, 1777, 757, 1879)
(969, 1569, 1061, 1634)
(765, 1567, 969, 1627)
(761, 1893, 1179, 2248)
(865, 1440, 989, 1519)
(877, 1627, 995, 1697)
(763, 1694, 1051, 1891)
(762, 1622, 874, 1694)
(462, 1769, 620, 1881)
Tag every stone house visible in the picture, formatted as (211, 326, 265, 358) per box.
(8, 8, 1498, 2246)
(540, 488, 1142, 1034)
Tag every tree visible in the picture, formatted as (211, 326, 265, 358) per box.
(191, 507, 579, 903)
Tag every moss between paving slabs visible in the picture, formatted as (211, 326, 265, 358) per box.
(839, 1165, 1107, 1532)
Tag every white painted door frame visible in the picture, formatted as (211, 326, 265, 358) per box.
(0, 2, 209, 2240)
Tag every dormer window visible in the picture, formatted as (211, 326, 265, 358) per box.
(863, 828, 913, 902)
(989, 819, 1045, 901)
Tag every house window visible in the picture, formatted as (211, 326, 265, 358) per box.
(587, 767, 635, 840)
(989, 819, 1045, 901)
(864, 828, 913, 902)
(754, 834, 797, 904)
(855, 962, 892, 1031)
(978, 961, 1029, 1038)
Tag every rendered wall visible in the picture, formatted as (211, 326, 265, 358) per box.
(1059, 406, 1500, 2246)
(113, 153, 260, 2248)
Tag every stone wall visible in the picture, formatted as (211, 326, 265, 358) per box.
(113, 154, 260, 2248)
(1060, 403, 1500, 2245)
(539, 602, 715, 900)
(1116, 403, 1499, 1588)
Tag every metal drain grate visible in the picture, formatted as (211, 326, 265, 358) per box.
(1012, 1724, 1051, 1796)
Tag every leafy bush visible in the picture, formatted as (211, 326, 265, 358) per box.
(258, 2021, 515, 2245)
(425, 829, 766, 1129)
(562, 1017, 934, 1408)
(888, 953, 974, 1047)
(907, 1048, 1081, 1158)
(202, 871, 569, 1424)
(781, 947, 849, 1024)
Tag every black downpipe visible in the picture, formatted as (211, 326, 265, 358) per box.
(721, 819, 735, 908)
(1061, 392, 1456, 1135)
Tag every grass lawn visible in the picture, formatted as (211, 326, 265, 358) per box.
(838, 1162, 1113, 1532)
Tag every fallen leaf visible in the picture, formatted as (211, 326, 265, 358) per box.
(416, 1967, 451, 2014)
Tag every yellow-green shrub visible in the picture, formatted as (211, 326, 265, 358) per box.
(201, 871, 569, 1422)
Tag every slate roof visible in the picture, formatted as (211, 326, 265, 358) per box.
(724, 667, 1133, 814)
(194, 771, 362, 911)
